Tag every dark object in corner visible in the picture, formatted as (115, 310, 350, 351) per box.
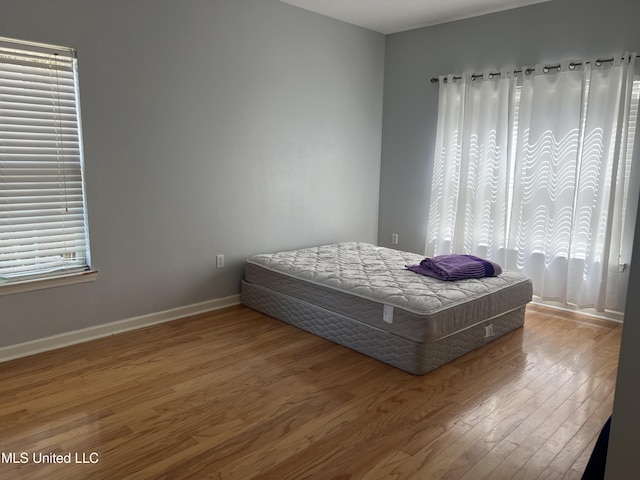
(581, 416, 612, 480)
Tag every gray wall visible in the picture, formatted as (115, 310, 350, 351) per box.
(0, 0, 385, 346)
(377, 0, 640, 477)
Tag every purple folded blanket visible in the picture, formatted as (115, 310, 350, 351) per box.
(406, 254, 502, 281)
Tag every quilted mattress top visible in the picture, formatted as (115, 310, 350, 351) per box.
(246, 242, 532, 316)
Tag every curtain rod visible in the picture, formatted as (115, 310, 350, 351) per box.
(429, 54, 639, 84)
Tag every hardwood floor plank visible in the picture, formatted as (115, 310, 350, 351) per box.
(0, 304, 621, 479)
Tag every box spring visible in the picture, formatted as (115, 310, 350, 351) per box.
(241, 280, 526, 375)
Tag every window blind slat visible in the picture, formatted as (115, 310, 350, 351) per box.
(0, 259, 87, 278)
(0, 210, 86, 220)
(0, 224, 86, 238)
(0, 238, 87, 255)
(0, 187, 84, 196)
(0, 202, 85, 212)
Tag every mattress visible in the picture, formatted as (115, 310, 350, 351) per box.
(241, 242, 532, 374)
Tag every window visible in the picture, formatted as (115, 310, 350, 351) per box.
(427, 56, 639, 313)
(0, 37, 91, 284)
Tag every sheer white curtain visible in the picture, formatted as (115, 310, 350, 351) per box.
(426, 71, 515, 264)
(508, 57, 637, 311)
(426, 54, 638, 312)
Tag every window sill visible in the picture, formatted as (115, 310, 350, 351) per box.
(0, 270, 98, 296)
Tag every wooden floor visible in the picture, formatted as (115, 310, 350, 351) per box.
(0, 304, 621, 480)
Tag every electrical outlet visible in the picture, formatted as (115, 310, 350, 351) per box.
(391, 233, 398, 245)
(216, 254, 224, 268)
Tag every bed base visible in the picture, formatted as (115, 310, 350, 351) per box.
(241, 280, 526, 375)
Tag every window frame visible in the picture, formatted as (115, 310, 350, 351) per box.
(0, 36, 95, 292)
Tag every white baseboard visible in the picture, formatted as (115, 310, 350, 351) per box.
(531, 297, 624, 323)
(0, 294, 241, 363)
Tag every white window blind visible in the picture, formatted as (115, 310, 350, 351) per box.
(619, 79, 640, 257)
(0, 37, 90, 282)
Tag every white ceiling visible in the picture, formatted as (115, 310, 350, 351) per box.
(279, 0, 552, 34)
